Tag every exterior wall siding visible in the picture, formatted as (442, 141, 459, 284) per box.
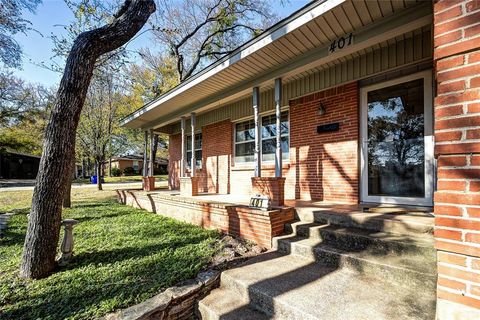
(169, 83, 359, 204)
(433, 1, 480, 318)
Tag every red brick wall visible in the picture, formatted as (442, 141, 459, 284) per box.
(168, 83, 359, 203)
(289, 82, 359, 203)
(202, 120, 232, 194)
(168, 133, 181, 190)
(434, 1, 480, 317)
(169, 121, 232, 193)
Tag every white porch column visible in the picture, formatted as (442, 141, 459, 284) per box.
(180, 116, 186, 177)
(149, 129, 155, 176)
(253, 87, 261, 177)
(143, 130, 148, 176)
(190, 112, 196, 177)
(274, 78, 282, 178)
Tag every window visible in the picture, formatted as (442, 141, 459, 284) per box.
(186, 133, 202, 168)
(234, 111, 289, 163)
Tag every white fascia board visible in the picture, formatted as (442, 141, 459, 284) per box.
(121, 0, 345, 128)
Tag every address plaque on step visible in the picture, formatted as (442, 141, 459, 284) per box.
(249, 195, 271, 211)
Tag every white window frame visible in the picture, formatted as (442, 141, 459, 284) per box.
(233, 109, 290, 164)
(186, 132, 202, 169)
(359, 70, 434, 206)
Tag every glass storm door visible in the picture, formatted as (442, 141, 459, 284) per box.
(360, 71, 434, 206)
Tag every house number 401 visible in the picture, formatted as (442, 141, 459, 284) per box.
(329, 33, 353, 54)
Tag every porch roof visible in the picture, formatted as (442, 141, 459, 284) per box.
(121, 0, 432, 132)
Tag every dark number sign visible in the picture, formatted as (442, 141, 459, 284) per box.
(329, 33, 353, 54)
(317, 122, 340, 133)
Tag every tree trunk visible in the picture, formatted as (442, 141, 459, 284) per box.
(96, 160, 103, 191)
(152, 134, 158, 174)
(63, 181, 72, 208)
(63, 157, 74, 208)
(109, 157, 112, 177)
(20, 0, 156, 279)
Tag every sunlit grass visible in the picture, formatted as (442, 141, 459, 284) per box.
(0, 187, 220, 320)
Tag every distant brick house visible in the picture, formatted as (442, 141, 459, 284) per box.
(106, 155, 168, 175)
(121, 1, 480, 318)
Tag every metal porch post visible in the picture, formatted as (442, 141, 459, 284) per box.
(191, 113, 196, 177)
(275, 78, 282, 178)
(253, 87, 261, 177)
(180, 117, 186, 177)
(143, 130, 148, 176)
(149, 129, 154, 176)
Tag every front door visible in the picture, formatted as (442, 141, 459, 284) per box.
(360, 71, 434, 206)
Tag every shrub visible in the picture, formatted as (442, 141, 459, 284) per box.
(123, 167, 134, 176)
(111, 167, 122, 177)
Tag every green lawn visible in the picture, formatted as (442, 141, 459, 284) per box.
(73, 175, 168, 184)
(0, 188, 220, 320)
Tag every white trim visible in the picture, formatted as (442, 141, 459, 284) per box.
(360, 70, 434, 206)
(233, 110, 290, 165)
(186, 133, 202, 169)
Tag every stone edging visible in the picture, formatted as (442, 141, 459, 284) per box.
(103, 270, 221, 320)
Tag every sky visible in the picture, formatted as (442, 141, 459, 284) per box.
(13, 0, 311, 88)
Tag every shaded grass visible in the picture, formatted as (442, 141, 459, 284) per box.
(0, 189, 220, 320)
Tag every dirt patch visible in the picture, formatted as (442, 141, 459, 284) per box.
(207, 234, 266, 272)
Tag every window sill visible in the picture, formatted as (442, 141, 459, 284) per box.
(231, 162, 290, 171)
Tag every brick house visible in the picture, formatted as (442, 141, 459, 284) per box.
(105, 155, 168, 175)
(121, 1, 480, 318)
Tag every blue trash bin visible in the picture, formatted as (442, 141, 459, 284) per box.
(90, 175, 97, 184)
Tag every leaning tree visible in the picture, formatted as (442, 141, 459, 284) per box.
(20, 0, 156, 279)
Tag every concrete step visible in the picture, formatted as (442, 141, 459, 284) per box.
(204, 252, 435, 320)
(283, 221, 436, 257)
(198, 287, 269, 320)
(295, 207, 434, 236)
(274, 235, 436, 290)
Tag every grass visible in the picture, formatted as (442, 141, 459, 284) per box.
(0, 187, 220, 320)
(72, 175, 168, 184)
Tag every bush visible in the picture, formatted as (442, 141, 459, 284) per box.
(123, 166, 135, 176)
(111, 167, 122, 177)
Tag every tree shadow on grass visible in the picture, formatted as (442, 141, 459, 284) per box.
(72, 211, 128, 223)
(1, 248, 211, 320)
(67, 233, 213, 269)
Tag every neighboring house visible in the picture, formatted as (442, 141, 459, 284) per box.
(106, 155, 168, 175)
(0, 150, 40, 179)
(121, 1, 480, 318)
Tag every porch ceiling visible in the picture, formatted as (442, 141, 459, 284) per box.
(122, 0, 432, 131)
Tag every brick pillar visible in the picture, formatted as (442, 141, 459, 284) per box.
(434, 1, 480, 318)
(251, 177, 285, 207)
(180, 177, 199, 197)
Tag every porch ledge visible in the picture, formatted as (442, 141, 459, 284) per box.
(116, 189, 294, 248)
